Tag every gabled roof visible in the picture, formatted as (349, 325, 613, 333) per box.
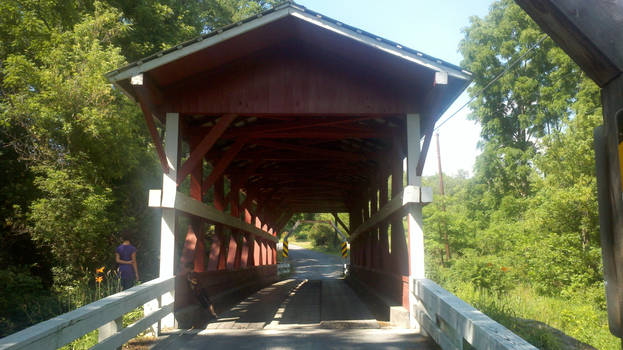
(106, 1, 471, 96)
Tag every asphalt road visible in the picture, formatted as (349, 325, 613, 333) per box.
(152, 244, 436, 349)
(288, 243, 346, 280)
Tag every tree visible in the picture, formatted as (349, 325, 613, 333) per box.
(459, 0, 581, 203)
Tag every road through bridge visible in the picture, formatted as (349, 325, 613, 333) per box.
(152, 244, 437, 349)
(0, 2, 541, 349)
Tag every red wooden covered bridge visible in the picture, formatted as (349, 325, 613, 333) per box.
(0, 2, 542, 349)
(106, 0, 471, 321)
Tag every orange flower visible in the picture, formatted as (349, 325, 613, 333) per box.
(96, 267, 105, 274)
(95, 276, 103, 283)
(501, 266, 509, 272)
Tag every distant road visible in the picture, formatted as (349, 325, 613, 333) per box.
(288, 243, 346, 280)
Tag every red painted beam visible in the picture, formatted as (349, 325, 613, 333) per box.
(220, 116, 380, 138)
(202, 138, 246, 193)
(138, 102, 169, 174)
(177, 114, 237, 184)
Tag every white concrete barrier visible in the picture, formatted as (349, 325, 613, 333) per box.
(0, 276, 175, 350)
(413, 278, 537, 350)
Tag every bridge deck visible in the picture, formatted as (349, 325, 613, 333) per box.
(151, 245, 437, 349)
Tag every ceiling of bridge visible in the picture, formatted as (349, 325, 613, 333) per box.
(106, 1, 471, 215)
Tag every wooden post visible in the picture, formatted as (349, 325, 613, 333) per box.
(406, 113, 425, 331)
(369, 183, 379, 269)
(214, 177, 228, 270)
(180, 132, 205, 272)
(391, 136, 409, 277)
(98, 317, 122, 349)
(159, 112, 179, 330)
(378, 168, 390, 271)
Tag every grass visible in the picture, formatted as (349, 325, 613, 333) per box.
(447, 282, 621, 350)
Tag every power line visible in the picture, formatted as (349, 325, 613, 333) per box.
(434, 35, 549, 131)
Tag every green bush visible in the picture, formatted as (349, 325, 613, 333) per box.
(446, 253, 514, 295)
(0, 267, 63, 337)
(308, 223, 337, 249)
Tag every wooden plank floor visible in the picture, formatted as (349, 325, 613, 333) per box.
(151, 245, 438, 349)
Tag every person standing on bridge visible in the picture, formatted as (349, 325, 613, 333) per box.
(116, 235, 139, 290)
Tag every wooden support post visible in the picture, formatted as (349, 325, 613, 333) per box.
(361, 196, 370, 268)
(378, 169, 390, 271)
(159, 112, 179, 330)
(406, 113, 425, 331)
(230, 183, 243, 270)
(98, 316, 123, 349)
(181, 133, 205, 273)
(369, 182, 380, 269)
(248, 234, 257, 267)
(226, 234, 238, 270)
(214, 177, 228, 270)
(207, 234, 223, 271)
(391, 135, 409, 276)
(240, 235, 249, 268)
(262, 240, 269, 265)
(254, 237, 262, 266)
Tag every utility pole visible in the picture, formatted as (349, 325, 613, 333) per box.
(436, 133, 451, 262)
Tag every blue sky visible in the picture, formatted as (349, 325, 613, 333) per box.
(295, 0, 494, 176)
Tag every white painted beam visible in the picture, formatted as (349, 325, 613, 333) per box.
(155, 191, 279, 243)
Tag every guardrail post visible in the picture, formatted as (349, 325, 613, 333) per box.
(144, 297, 160, 337)
(98, 316, 123, 349)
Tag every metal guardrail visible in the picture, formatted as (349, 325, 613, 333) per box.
(412, 278, 537, 350)
(0, 276, 175, 350)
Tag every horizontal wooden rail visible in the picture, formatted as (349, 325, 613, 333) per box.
(413, 278, 537, 350)
(149, 190, 278, 242)
(349, 185, 432, 243)
(0, 276, 175, 350)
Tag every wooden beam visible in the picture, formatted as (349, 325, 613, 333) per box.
(138, 102, 169, 174)
(349, 186, 431, 243)
(201, 138, 247, 193)
(333, 213, 351, 235)
(177, 114, 237, 184)
(416, 121, 435, 176)
(515, 0, 622, 87)
(219, 117, 379, 138)
(253, 140, 365, 161)
(253, 129, 390, 139)
(156, 191, 278, 242)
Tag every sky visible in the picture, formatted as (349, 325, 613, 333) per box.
(295, 0, 494, 177)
